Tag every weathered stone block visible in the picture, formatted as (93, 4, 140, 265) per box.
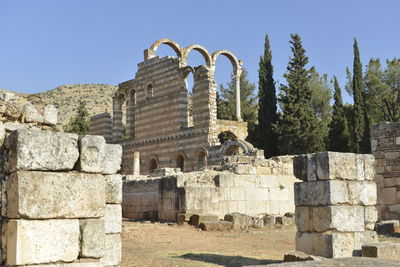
(5, 129, 79, 172)
(6, 219, 79, 265)
(80, 219, 105, 258)
(316, 152, 357, 180)
(22, 102, 43, 123)
(362, 242, 400, 260)
(79, 136, 122, 174)
(365, 206, 378, 230)
(375, 220, 400, 235)
(293, 155, 307, 181)
(100, 234, 121, 266)
(105, 174, 122, 204)
(348, 181, 377, 205)
(5, 171, 105, 219)
(43, 104, 58, 125)
(295, 207, 310, 232)
(312, 206, 364, 232)
(198, 220, 233, 231)
(296, 232, 354, 258)
(191, 214, 219, 227)
(294, 180, 349, 206)
(354, 231, 378, 256)
(364, 155, 375, 181)
(104, 204, 122, 234)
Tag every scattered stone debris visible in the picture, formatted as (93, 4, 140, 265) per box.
(283, 250, 324, 262)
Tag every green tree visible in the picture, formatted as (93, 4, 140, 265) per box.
(328, 76, 351, 151)
(352, 39, 370, 153)
(308, 69, 332, 149)
(257, 34, 278, 157)
(219, 68, 258, 141)
(277, 34, 324, 155)
(364, 58, 400, 122)
(64, 100, 90, 135)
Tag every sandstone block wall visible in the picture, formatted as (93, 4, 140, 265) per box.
(122, 156, 299, 221)
(0, 129, 123, 266)
(89, 113, 112, 143)
(370, 121, 400, 220)
(293, 152, 378, 258)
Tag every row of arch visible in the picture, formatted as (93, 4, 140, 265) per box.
(148, 149, 208, 173)
(144, 38, 243, 121)
(145, 38, 243, 76)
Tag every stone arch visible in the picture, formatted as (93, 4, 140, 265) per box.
(145, 38, 182, 60)
(146, 83, 154, 98)
(211, 49, 240, 73)
(129, 89, 136, 105)
(196, 148, 208, 170)
(176, 153, 185, 171)
(217, 130, 237, 144)
(182, 44, 211, 67)
(148, 157, 158, 173)
(220, 139, 255, 156)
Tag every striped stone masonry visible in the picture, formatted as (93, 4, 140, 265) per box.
(89, 112, 112, 143)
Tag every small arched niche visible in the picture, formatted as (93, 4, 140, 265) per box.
(196, 150, 207, 170)
(218, 131, 237, 144)
(176, 154, 185, 171)
(149, 158, 157, 173)
(146, 84, 154, 99)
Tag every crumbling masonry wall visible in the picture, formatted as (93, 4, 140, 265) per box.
(293, 152, 378, 258)
(0, 128, 123, 266)
(122, 155, 299, 221)
(370, 121, 400, 220)
(89, 112, 113, 143)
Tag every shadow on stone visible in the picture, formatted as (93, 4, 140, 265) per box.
(176, 253, 280, 266)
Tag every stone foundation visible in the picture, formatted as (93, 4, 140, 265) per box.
(293, 152, 378, 258)
(0, 129, 123, 266)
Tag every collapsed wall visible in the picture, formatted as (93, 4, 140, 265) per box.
(122, 155, 299, 221)
(293, 152, 378, 258)
(0, 127, 123, 266)
(371, 122, 400, 220)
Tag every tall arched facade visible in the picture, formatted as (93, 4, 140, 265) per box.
(104, 39, 250, 174)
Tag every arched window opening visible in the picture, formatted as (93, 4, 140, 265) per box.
(130, 90, 136, 105)
(224, 145, 243, 156)
(176, 154, 185, 171)
(197, 151, 207, 170)
(117, 94, 127, 137)
(149, 158, 157, 173)
(218, 131, 237, 144)
(149, 40, 181, 59)
(146, 84, 154, 99)
(214, 56, 235, 121)
(185, 72, 194, 127)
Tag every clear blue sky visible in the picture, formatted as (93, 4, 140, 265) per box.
(0, 0, 399, 103)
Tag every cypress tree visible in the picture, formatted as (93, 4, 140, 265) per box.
(328, 76, 350, 152)
(277, 34, 322, 155)
(257, 34, 278, 158)
(352, 39, 370, 153)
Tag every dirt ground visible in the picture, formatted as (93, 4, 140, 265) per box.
(121, 220, 296, 267)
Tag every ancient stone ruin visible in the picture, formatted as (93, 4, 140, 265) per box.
(0, 92, 123, 266)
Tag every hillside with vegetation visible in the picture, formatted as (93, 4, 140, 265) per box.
(25, 84, 117, 126)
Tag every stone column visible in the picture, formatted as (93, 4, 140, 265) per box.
(292, 152, 378, 258)
(112, 96, 124, 142)
(235, 70, 242, 121)
(133, 151, 140, 175)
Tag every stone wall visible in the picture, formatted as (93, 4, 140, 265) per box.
(0, 129, 123, 266)
(371, 121, 400, 220)
(89, 112, 113, 143)
(122, 155, 299, 221)
(293, 152, 378, 258)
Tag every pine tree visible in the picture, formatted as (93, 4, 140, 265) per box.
(64, 100, 90, 135)
(352, 39, 370, 153)
(277, 34, 323, 155)
(257, 34, 278, 158)
(328, 76, 350, 151)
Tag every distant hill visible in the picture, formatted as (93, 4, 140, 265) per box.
(2, 84, 117, 127)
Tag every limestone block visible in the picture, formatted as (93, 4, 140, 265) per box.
(100, 234, 121, 266)
(6, 219, 79, 265)
(104, 204, 122, 234)
(5, 129, 79, 172)
(80, 219, 105, 258)
(364, 155, 375, 181)
(375, 220, 400, 235)
(296, 232, 355, 258)
(380, 187, 397, 205)
(354, 231, 378, 256)
(293, 154, 307, 180)
(105, 174, 122, 204)
(294, 180, 349, 206)
(365, 206, 378, 230)
(103, 144, 122, 175)
(295, 207, 310, 232)
(307, 154, 317, 181)
(348, 181, 377, 205)
(3, 121, 28, 132)
(362, 242, 400, 260)
(198, 221, 234, 231)
(22, 102, 43, 123)
(191, 214, 219, 227)
(43, 104, 58, 125)
(23, 262, 102, 267)
(79, 135, 106, 173)
(5, 171, 105, 219)
(311, 206, 364, 232)
(356, 154, 365, 180)
(316, 152, 357, 180)
(0, 122, 5, 146)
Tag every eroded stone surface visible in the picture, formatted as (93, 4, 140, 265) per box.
(22, 102, 43, 123)
(316, 152, 357, 180)
(294, 180, 349, 206)
(43, 104, 58, 125)
(6, 219, 79, 265)
(80, 219, 105, 258)
(104, 204, 122, 234)
(100, 234, 121, 266)
(5, 129, 79, 172)
(105, 174, 123, 204)
(5, 171, 105, 219)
